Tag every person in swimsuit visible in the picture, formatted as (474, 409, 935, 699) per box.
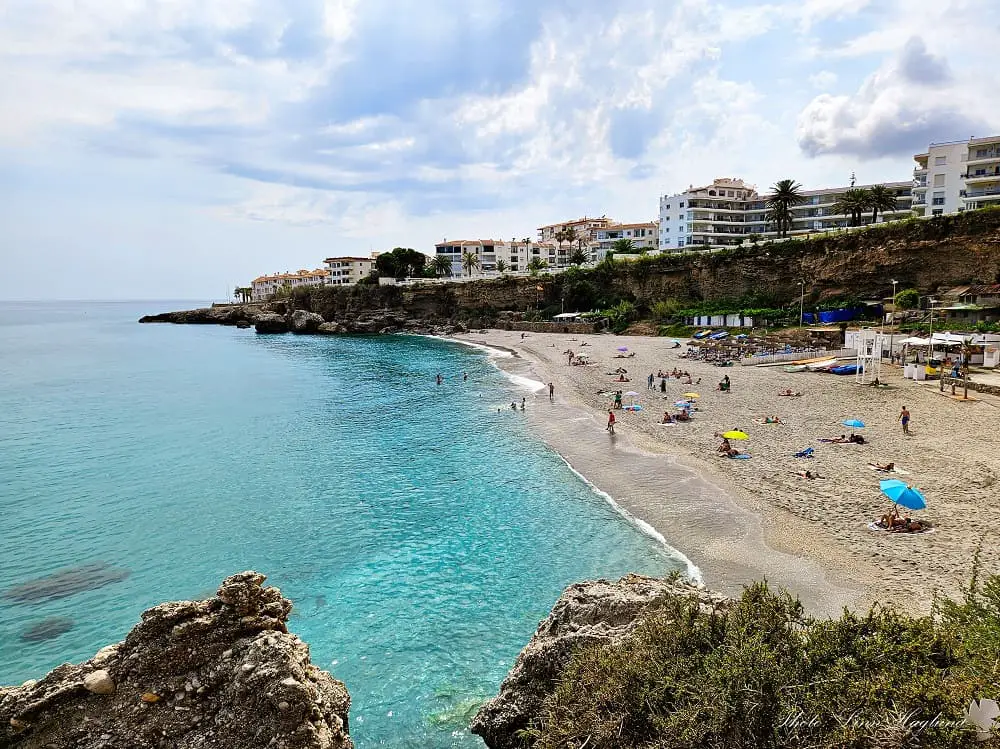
(548, 382, 554, 401)
(899, 406, 911, 436)
(606, 410, 616, 434)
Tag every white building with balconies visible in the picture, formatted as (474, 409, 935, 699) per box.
(593, 221, 659, 260)
(658, 177, 912, 251)
(911, 140, 969, 217)
(323, 256, 374, 285)
(962, 135, 1000, 212)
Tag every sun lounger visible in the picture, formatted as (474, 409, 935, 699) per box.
(794, 448, 814, 458)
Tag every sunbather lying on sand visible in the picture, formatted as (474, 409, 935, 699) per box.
(755, 416, 784, 424)
(819, 434, 850, 443)
(869, 461, 895, 472)
(874, 509, 930, 533)
(793, 470, 822, 479)
(778, 389, 803, 397)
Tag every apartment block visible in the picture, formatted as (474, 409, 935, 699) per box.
(537, 216, 615, 244)
(658, 177, 912, 251)
(323, 256, 374, 285)
(593, 222, 659, 260)
(250, 269, 330, 301)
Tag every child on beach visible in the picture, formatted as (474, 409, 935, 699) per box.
(606, 411, 616, 434)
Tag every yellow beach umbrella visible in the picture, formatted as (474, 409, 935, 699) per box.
(683, 392, 700, 398)
(722, 430, 749, 440)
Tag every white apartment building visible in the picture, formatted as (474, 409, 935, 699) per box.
(913, 135, 1000, 216)
(593, 221, 659, 260)
(537, 216, 615, 244)
(433, 237, 589, 275)
(658, 177, 913, 251)
(250, 269, 330, 301)
(323, 256, 374, 285)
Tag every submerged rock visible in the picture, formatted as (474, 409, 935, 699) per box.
(19, 617, 74, 643)
(0, 571, 353, 749)
(4, 562, 130, 604)
(471, 574, 727, 749)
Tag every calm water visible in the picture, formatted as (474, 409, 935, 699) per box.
(0, 301, 680, 747)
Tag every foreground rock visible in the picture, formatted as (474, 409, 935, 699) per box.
(471, 574, 727, 749)
(0, 571, 352, 749)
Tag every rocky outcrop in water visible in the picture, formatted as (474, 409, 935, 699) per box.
(4, 563, 130, 604)
(0, 571, 352, 749)
(470, 574, 727, 749)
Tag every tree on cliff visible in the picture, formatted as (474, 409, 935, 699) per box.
(556, 227, 578, 250)
(570, 247, 589, 266)
(462, 250, 480, 277)
(431, 255, 453, 277)
(867, 184, 899, 224)
(832, 188, 871, 227)
(495, 258, 508, 274)
(527, 257, 547, 276)
(766, 179, 806, 237)
(233, 287, 252, 303)
(894, 288, 919, 310)
(611, 238, 635, 254)
(376, 248, 426, 279)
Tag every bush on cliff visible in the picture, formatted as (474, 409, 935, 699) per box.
(524, 576, 1000, 749)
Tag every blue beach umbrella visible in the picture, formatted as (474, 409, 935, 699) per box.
(880, 479, 927, 510)
(674, 400, 691, 408)
(842, 419, 866, 429)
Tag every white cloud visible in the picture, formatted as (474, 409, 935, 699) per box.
(808, 71, 838, 90)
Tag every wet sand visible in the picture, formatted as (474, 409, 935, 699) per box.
(454, 330, 1000, 616)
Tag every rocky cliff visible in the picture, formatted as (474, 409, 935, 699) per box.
(0, 572, 352, 749)
(141, 209, 1000, 333)
(470, 574, 728, 749)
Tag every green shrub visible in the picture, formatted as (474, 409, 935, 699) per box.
(526, 575, 1000, 749)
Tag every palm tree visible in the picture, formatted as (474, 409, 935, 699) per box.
(611, 238, 635, 254)
(561, 227, 578, 249)
(495, 258, 508, 274)
(461, 250, 480, 277)
(766, 179, 806, 238)
(867, 184, 898, 224)
(832, 188, 870, 227)
(570, 247, 588, 266)
(431, 255, 452, 277)
(527, 257, 546, 276)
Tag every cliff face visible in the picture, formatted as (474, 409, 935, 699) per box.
(0, 572, 352, 749)
(141, 210, 1000, 331)
(470, 574, 728, 749)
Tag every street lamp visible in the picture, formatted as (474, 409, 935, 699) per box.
(798, 281, 805, 328)
(891, 279, 898, 324)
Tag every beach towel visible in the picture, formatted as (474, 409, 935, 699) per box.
(729, 454, 751, 460)
(867, 464, 911, 476)
(794, 448, 814, 458)
(866, 521, 933, 534)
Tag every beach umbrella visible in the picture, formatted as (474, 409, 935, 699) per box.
(842, 419, 866, 429)
(674, 401, 692, 409)
(624, 390, 639, 406)
(617, 346, 629, 352)
(879, 479, 927, 510)
(722, 430, 749, 440)
(683, 392, 700, 398)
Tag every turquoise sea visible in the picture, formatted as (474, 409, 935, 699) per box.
(0, 301, 680, 747)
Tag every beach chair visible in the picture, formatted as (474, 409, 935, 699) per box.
(794, 447, 814, 458)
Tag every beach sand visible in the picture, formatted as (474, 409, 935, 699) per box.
(455, 330, 1000, 617)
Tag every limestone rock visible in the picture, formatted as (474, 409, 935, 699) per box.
(254, 313, 290, 334)
(316, 322, 345, 335)
(471, 574, 727, 749)
(82, 670, 115, 695)
(290, 310, 325, 334)
(0, 571, 353, 749)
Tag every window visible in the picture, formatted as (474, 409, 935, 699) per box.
(678, 239, 685, 247)
(933, 174, 945, 187)
(932, 197, 945, 206)
(663, 216, 669, 221)
(934, 155, 947, 166)
(932, 209, 944, 216)
(664, 203, 670, 209)
(664, 227, 670, 232)
(679, 201, 685, 207)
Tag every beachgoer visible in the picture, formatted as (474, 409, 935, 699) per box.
(436, 373, 442, 385)
(548, 382, 554, 401)
(660, 378, 667, 393)
(869, 461, 895, 472)
(717, 438, 732, 454)
(463, 372, 468, 382)
(520, 398, 525, 411)
(567, 350, 574, 365)
(661, 412, 674, 424)
(613, 391, 623, 409)
(675, 410, 691, 422)
(521, 332, 526, 340)
(899, 406, 911, 436)
(648, 373, 655, 390)
(510, 402, 517, 410)
(606, 410, 616, 433)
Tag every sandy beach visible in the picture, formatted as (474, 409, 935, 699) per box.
(455, 330, 1000, 617)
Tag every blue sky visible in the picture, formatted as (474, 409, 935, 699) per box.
(1, 0, 998, 300)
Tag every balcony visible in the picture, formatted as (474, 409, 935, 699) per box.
(913, 167, 928, 176)
(964, 186, 1000, 199)
(966, 152, 1000, 167)
(913, 180, 927, 188)
(964, 170, 1000, 183)
(913, 197, 927, 205)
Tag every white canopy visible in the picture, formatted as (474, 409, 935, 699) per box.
(552, 312, 582, 320)
(932, 332, 973, 346)
(899, 336, 930, 346)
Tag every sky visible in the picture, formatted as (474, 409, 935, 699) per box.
(2, 0, 998, 300)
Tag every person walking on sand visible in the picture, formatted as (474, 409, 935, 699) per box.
(567, 350, 574, 365)
(647, 372, 654, 390)
(548, 382, 554, 401)
(899, 405, 911, 436)
(606, 410, 616, 434)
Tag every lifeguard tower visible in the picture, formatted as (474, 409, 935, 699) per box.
(854, 328, 884, 385)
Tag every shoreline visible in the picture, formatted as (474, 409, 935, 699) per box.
(447, 334, 870, 618)
(451, 330, 1000, 618)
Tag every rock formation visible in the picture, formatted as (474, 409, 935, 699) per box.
(471, 574, 728, 749)
(0, 571, 352, 749)
(290, 310, 324, 334)
(254, 312, 291, 334)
